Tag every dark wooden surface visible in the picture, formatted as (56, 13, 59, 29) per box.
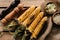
(0, 0, 60, 40)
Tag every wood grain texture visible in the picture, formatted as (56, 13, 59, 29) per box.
(21, 0, 45, 7)
(0, 0, 45, 7)
(0, 0, 14, 7)
(0, 9, 5, 13)
(0, 32, 14, 40)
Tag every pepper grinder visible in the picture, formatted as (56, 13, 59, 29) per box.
(0, 4, 23, 32)
(0, 0, 20, 20)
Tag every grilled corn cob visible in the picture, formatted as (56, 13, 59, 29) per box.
(1, 4, 23, 25)
(38, 17, 52, 40)
(3, 6, 40, 39)
(30, 17, 47, 40)
(21, 7, 41, 40)
(22, 6, 41, 27)
(18, 5, 35, 23)
(27, 12, 44, 33)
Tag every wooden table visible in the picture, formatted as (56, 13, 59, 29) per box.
(0, 0, 44, 7)
(0, 0, 60, 40)
(0, 0, 44, 14)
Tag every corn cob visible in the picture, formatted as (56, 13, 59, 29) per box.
(18, 5, 35, 23)
(1, 4, 23, 25)
(21, 7, 41, 40)
(22, 6, 41, 27)
(30, 17, 47, 40)
(27, 12, 44, 33)
(38, 17, 52, 40)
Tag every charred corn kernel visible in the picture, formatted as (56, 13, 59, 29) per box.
(22, 6, 41, 27)
(31, 17, 47, 39)
(28, 12, 44, 33)
(1, 4, 23, 24)
(18, 5, 35, 22)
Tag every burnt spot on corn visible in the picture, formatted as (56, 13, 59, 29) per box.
(30, 15, 35, 20)
(26, 24, 30, 27)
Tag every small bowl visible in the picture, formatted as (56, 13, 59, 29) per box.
(52, 11, 60, 25)
(41, 1, 58, 15)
